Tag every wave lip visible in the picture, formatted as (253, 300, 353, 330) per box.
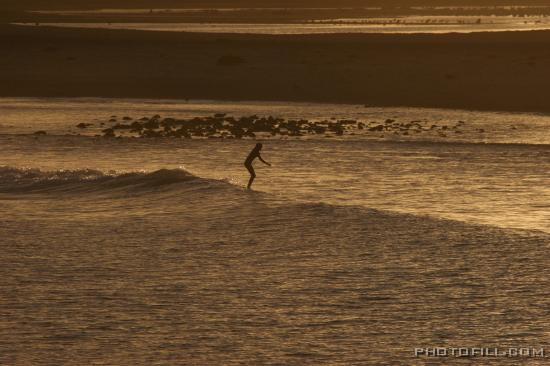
(0, 166, 202, 193)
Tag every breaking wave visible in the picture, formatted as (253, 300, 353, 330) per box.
(0, 166, 220, 193)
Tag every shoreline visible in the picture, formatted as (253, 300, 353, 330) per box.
(5, 93, 550, 116)
(4, 94, 550, 117)
(4, 24, 550, 113)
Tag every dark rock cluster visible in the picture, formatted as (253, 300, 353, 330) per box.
(99, 114, 363, 139)
(76, 123, 93, 129)
(94, 114, 470, 139)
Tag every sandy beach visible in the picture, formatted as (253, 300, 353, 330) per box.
(2, 23, 550, 113)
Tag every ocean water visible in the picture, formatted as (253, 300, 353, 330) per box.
(1, 97, 549, 365)
(18, 17, 550, 34)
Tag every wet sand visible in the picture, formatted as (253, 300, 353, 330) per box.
(3, 23, 550, 113)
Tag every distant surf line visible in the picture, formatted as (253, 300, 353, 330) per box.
(16, 21, 550, 35)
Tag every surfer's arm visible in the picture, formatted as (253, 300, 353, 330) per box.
(258, 155, 271, 166)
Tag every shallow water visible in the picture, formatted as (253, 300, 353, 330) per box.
(0, 97, 548, 233)
(1, 97, 549, 365)
(19, 17, 550, 34)
(2, 97, 550, 144)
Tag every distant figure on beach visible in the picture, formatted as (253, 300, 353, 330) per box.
(244, 143, 271, 189)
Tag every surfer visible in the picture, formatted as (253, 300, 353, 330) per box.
(244, 143, 271, 189)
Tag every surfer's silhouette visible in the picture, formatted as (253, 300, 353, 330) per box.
(244, 143, 271, 189)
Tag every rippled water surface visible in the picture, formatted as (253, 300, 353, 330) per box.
(1, 97, 549, 365)
(19, 17, 550, 34)
(1, 97, 548, 233)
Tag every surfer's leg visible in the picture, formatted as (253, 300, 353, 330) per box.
(245, 163, 256, 189)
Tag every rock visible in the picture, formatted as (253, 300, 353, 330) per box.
(112, 123, 132, 130)
(175, 128, 191, 138)
(102, 128, 115, 138)
(312, 125, 326, 134)
(122, 116, 133, 121)
(328, 123, 344, 135)
(76, 123, 92, 129)
(130, 121, 143, 131)
(143, 119, 160, 130)
(161, 118, 176, 127)
(141, 129, 161, 138)
(34, 130, 47, 135)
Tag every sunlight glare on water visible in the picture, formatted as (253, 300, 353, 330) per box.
(18, 18, 550, 34)
(0, 97, 548, 233)
(1, 97, 549, 365)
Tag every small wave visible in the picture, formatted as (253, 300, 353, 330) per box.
(0, 166, 215, 193)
